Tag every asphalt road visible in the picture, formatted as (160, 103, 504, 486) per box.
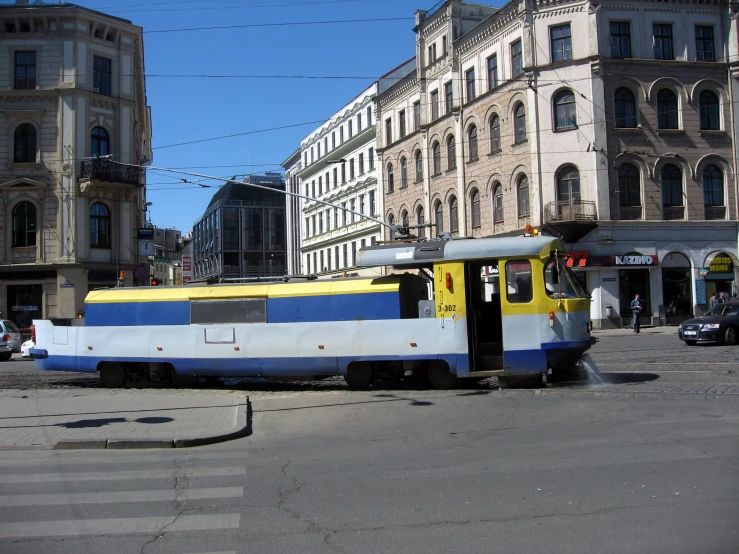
(0, 330, 737, 553)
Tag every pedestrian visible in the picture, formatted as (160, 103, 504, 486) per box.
(710, 292, 720, 308)
(719, 291, 728, 304)
(631, 293, 642, 334)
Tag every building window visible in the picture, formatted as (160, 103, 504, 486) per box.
(399, 110, 406, 138)
(557, 165, 581, 204)
(348, 120, 353, 138)
(341, 161, 346, 183)
(554, 90, 576, 131)
(369, 147, 374, 170)
(657, 89, 679, 129)
(385, 118, 392, 145)
(416, 206, 425, 238)
(487, 54, 498, 90)
(333, 167, 338, 188)
(400, 157, 408, 188)
(415, 150, 423, 182)
(431, 89, 439, 120)
(388, 214, 395, 240)
(550, 24, 572, 62)
(93, 56, 111, 96)
(618, 164, 641, 207)
(357, 113, 362, 132)
(413, 101, 421, 130)
(349, 159, 355, 181)
(447, 136, 456, 170)
(359, 153, 364, 175)
(91, 126, 109, 156)
(432, 141, 441, 175)
(387, 163, 394, 193)
(703, 164, 723, 207)
(12, 201, 36, 247)
(367, 105, 372, 126)
(465, 68, 476, 102)
(468, 125, 478, 161)
(653, 24, 674, 60)
(699, 90, 720, 130)
(449, 196, 459, 233)
(661, 164, 683, 207)
(517, 175, 530, 217)
(13, 123, 36, 163)
(490, 115, 501, 152)
(14, 51, 36, 89)
(514, 103, 526, 143)
(442, 35, 447, 55)
(614, 87, 637, 128)
(90, 202, 110, 248)
(492, 184, 504, 224)
(369, 190, 376, 215)
(434, 200, 443, 233)
(511, 40, 523, 77)
(610, 21, 631, 58)
(445, 81, 453, 113)
(471, 189, 481, 228)
(401, 209, 409, 230)
(332, 132, 336, 149)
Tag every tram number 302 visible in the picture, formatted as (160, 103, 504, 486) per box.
(439, 304, 457, 313)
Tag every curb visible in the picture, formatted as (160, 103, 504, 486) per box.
(52, 396, 252, 450)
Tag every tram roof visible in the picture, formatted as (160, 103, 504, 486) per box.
(357, 235, 563, 268)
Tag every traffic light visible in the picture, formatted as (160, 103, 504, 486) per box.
(151, 278, 160, 286)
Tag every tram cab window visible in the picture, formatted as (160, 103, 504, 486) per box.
(505, 260, 533, 303)
(544, 259, 589, 299)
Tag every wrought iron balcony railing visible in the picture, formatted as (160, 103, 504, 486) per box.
(619, 206, 642, 220)
(663, 206, 684, 221)
(543, 200, 597, 223)
(705, 206, 726, 220)
(80, 159, 143, 186)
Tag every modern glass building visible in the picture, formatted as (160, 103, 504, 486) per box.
(192, 173, 286, 282)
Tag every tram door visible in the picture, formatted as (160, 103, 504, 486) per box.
(465, 260, 504, 370)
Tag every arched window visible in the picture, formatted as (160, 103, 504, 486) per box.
(657, 89, 678, 129)
(618, 163, 641, 207)
(416, 206, 425, 238)
(447, 135, 456, 170)
(614, 87, 636, 128)
(388, 214, 395, 240)
(12, 201, 36, 247)
(449, 196, 459, 233)
(432, 141, 441, 175)
(699, 90, 720, 130)
(470, 189, 481, 228)
(703, 164, 723, 207)
(401, 209, 409, 229)
(415, 150, 423, 182)
(91, 126, 109, 157)
(661, 164, 683, 207)
(490, 115, 501, 152)
(13, 123, 36, 163)
(468, 125, 478, 161)
(554, 90, 576, 131)
(517, 175, 530, 217)
(434, 200, 443, 233)
(493, 184, 504, 223)
(386, 163, 394, 193)
(557, 165, 581, 204)
(514, 103, 526, 143)
(90, 202, 110, 248)
(400, 157, 408, 188)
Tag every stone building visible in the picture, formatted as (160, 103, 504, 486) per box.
(377, 0, 738, 328)
(0, 0, 152, 331)
(281, 148, 302, 275)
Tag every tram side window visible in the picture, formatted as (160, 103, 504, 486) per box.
(544, 259, 588, 298)
(505, 260, 533, 303)
(191, 299, 267, 324)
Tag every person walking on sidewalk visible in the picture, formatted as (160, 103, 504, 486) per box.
(631, 294, 642, 334)
(710, 292, 721, 308)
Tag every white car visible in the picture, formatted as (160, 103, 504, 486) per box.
(21, 340, 34, 359)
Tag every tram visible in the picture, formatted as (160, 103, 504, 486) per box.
(31, 232, 593, 389)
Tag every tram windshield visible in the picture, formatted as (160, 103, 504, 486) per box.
(544, 259, 589, 299)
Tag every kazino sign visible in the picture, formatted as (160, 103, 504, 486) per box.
(590, 254, 659, 267)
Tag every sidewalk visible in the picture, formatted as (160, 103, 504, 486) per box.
(0, 389, 251, 450)
(592, 325, 678, 337)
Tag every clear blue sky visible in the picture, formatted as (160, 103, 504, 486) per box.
(64, 0, 459, 232)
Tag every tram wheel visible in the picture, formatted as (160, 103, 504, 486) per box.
(99, 362, 126, 388)
(427, 360, 457, 390)
(344, 362, 373, 390)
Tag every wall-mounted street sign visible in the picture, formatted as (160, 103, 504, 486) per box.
(137, 228, 154, 239)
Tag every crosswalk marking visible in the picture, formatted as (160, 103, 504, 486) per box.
(0, 450, 250, 468)
(0, 466, 245, 484)
(0, 486, 243, 507)
(0, 514, 240, 539)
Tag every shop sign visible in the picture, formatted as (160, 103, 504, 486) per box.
(12, 305, 38, 312)
(60, 283, 74, 288)
(709, 255, 733, 273)
(89, 271, 117, 283)
(699, 269, 709, 277)
(590, 255, 658, 267)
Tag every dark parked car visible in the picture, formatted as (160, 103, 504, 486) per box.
(678, 302, 739, 345)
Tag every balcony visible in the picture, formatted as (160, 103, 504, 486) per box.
(79, 159, 144, 193)
(705, 206, 726, 220)
(542, 200, 598, 243)
(663, 206, 684, 221)
(619, 206, 643, 220)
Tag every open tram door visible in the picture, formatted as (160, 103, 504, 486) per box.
(464, 260, 505, 375)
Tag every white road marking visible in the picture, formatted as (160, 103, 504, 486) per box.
(0, 466, 245, 484)
(0, 486, 243, 507)
(0, 514, 240, 539)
